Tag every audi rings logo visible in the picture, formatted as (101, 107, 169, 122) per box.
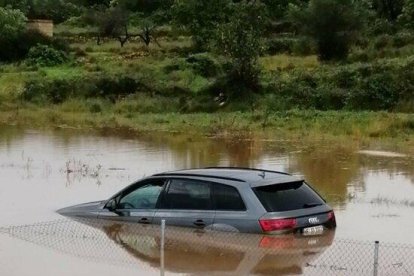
(308, 217, 320, 224)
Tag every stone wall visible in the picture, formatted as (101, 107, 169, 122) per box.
(26, 20, 54, 37)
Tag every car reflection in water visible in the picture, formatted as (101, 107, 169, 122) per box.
(77, 218, 335, 275)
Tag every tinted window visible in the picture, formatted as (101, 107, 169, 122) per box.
(213, 184, 246, 211)
(162, 179, 212, 210)
(254, 182, 325, 212)
(119, 180, 164, 209)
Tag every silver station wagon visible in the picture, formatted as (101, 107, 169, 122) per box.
(58, 167, 336, 235)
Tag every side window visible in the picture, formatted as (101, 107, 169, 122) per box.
(213, 184, 246, 211)
(162, 179, 212, 210)
(118, 180, 164, 209)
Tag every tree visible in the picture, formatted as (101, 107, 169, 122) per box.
(98, 7, 131, 47)
(27, 0, 81, 23)
(68, 0, 111, 8)
(0, 0, 29, 14)
(172, 0, 231, 50)
(289, 0, 362, 61)
(83, 6, 160, 47)
(136, 18, 161, 47)
(117, 0, 173, 14)
(373, 0, 404, 22)
(399, 0, 414, 28)
(0, 6, 26, 40)
(214, 1, 267, 94)
(262, 0, 308, 20)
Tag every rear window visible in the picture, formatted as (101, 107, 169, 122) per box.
(254, 182, 325, 212)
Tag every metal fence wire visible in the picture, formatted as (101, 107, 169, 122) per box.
(1, 219, 414, 276)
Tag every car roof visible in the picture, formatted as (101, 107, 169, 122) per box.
(153, 167, 304, 188)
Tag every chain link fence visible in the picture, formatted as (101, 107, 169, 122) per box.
(1, 219, 414, 275)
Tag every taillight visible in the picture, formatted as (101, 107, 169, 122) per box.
(259, 218, 297, 232)
(327, 211, 336, 227)
(259, 236, 295, 249)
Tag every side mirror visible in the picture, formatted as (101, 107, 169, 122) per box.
(106, 199, 117, 211)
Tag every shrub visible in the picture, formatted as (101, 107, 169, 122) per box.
(393, 31, 414, 48)
(264, 58, 414, 112)
(266, 37, 294, 55)
(172, 0, 231, 51)
(186, 53, 221, 78)
(214, 1, 267, 96)
(27, 44, 68, 67)
(0, 7, 26, 39)
(0, 29, 68, 62)
(22, 75, 140, 104)
(22, 79, 73, 104)
(373, 34, 392, 50)
(291, 36, 316, 56)
(28, 0, 82, 24)
(289, 0, 362, 61)
(91, 76, 144, 101)
(399, 0, 414, 29)
(345, 73, 400, 110)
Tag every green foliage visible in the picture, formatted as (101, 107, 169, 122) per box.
(91, 75, 143, 100)
(186, 53, 221, 78)
(267, 37, 294, 54)
(28, 0, 82, 23)
(262, 0, 307, 20)
(289, 0, 362, 61)
(214, 1, 267, 95)
(21, 74, 148, 104)
(116, 0, 173, 14)
(172, 0, 231, 50)
(393, 31, 414, 47)
(373, 0, 404, 22)
(346, 71, 400, 110)
(22, 79, 74, 104)
(27, 44, 68, 66)
(0, 7, 26, 39)
(82, 6, 134, 47)
(68, 0, 111, 7)
(266, 58, 414, 111)
(399, 0, 414, 29)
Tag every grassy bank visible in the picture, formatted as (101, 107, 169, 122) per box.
(1, 106, 413, 144)
(1, 17, 413, 149)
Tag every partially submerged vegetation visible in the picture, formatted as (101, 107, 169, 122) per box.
(0, 0, 413, 141)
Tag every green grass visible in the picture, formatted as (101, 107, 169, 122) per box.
(260, 54, 319, 71)
(1, 105, 413, 147)
(39, 65, 85, 79)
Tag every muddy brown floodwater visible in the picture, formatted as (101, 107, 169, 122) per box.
(0, 125, 413, 275)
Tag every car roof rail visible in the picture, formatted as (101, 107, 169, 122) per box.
(153, 172, 246, 183)
(203, 167, 292, 176)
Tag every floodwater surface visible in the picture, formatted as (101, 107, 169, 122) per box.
(0, 125, 413, 275)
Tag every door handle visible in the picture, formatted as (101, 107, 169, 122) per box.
(138, 218, 151, 224)
(193, 219, 206, 227)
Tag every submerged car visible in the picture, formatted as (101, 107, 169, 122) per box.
(58, 167, 336, 234)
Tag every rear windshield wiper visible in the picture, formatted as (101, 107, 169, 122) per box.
(303, 203, 323, 208)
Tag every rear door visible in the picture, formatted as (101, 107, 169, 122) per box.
(212, 183, 256, 233)
(153, 178, 215, 229)
(99, 178, 166, 224)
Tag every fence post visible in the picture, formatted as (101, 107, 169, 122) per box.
(373, 241, 379, 276)
(160, 220, 165, 276)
